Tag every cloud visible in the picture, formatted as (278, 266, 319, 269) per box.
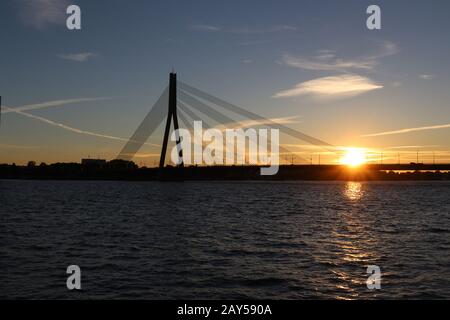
(3, 105, 160, 147)
(0, 143, 40, 149)
(281, 41, 398, 72)
(282, 54, 376, 71)
(373, 41, 399, 58)
(227, 116, 301, 128)
(179, 116, 301, 134)
(237, 40, 269, 46)
(190, 24, 297, 34)
(273, 75, 383, 98)
(15, 0, 69, 29)
(419, 74, 435, 80)
(131, 152, 160, 158)
(191, 24, 221, 32)
(58, 52, 97, 62)
(1, 97, 111, 114)
(316, 50, 337, 60)
(362, 123, 450, 137)
(385, 145, 441, 149)
(271, 25, 297, 32)
(229, 25, 297, 34)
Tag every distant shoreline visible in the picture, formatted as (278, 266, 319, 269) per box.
(1, 161, 449, 181)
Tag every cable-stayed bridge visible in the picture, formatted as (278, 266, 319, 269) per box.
(1, 74, 449, 170)
(116, 73, 334, 167)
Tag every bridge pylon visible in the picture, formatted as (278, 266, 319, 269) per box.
(159, 72, 183, 169)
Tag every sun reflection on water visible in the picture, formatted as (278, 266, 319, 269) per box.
(329, 181, 380, 299)
(344, 182, 364, 201)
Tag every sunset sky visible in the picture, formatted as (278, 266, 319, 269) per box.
(1, 0, 450, 165)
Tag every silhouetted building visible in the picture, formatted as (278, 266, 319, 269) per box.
(106, 159, 138, 170)
(81, 158, 106, 166)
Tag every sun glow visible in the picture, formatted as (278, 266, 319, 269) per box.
(340, 148, 366, 167)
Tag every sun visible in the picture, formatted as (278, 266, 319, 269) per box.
(340, 148, 366, 167)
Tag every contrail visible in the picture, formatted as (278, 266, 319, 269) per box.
(362, 123, 450, 137)
(3, 105, 159, 148)
(1, 97, 112, 114)
(385, 145, 440, 149)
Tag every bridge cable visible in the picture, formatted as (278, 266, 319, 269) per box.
(178, 81, 335, 151)
(116, 86, 169, 160)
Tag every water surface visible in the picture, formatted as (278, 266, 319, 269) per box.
(1, 180, 449, 299)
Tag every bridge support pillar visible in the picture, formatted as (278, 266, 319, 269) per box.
(159, 73, 183, 169)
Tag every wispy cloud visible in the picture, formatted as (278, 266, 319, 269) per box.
(385, 145, 441, 149)
(2, 106, 159, 147)
(281, 54, 376, 71)
(58, 52, 98, 62)
(180, 116, 301, 133)
(273, 75, 383, 98)
(271, 25, 297, 32)
(190, 24, 221, 32)
(237, 40, 269, 46)
(190, 24, 297, 34)
(229, 25, 297, 34)
(1, 97, 111, 114)
(15, 0, 69, 29)
(280, 41, 398, 72)
(0, 143, 40, 149)
(131, 152, 160, 158)
(362, 123, 450, 137)
(227, 116, 301, 128)
(419, 74, 435, 80)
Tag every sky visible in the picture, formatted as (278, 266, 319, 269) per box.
(1, 0, 450, 165)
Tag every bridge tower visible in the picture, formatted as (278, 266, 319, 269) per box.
(159, 72, 183, 168)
